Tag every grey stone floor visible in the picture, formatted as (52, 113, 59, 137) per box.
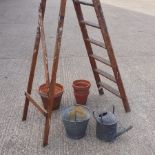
(0, 0, 155, 155)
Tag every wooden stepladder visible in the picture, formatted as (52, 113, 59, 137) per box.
(22, 0, 130, 146)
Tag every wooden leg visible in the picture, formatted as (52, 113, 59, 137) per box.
(22, 97, 30, 121)
(42, 0, 67, 146)
(22, 27, 41, 121)
(98, 86, 104, 95)
(122, 96, 130, 112)
(38, 6, 50, 86)
(43, 115, 51, 146)
(22, 0, 47, 121)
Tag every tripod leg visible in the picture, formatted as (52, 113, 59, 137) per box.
(22, 27, 40, 121)
(22, 27, 41, 121)
(43, 115, 51, 146)
(43, 0, 67, 146)
(22, 0, 47, 121)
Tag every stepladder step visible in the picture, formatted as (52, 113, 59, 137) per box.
(86, 38, 106, 48)
(89, 54, 111, 67)
(80, 20, 100, 29)
(99, 82, 121, 98)
(94, 69, 116, 83)
(75, 0, 94, 7)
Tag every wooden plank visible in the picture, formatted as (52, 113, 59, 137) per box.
(95, 69, 116, 83)
(75, 0, 94, 6)
(80, 20, 100, 29)
(90, 54, 111, 67)
(86, 38, 106, 48)
(99, 82, 121, 98)
(25, 92, 47, 117)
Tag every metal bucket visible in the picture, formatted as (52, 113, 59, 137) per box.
(61, 105, 91, 139)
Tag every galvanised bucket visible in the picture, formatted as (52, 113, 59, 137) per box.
(61, 105, 91, 139)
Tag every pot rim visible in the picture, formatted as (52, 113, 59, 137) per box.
(61, 104, 91, 123)
(38, 83, 64, 98)
(72, 80, 91, 90)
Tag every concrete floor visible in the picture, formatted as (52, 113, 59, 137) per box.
(0, 0, 155, 155)
(103, 0, 155, 16)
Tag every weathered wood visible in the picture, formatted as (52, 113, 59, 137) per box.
(73, 0, 104, 95)
(99, 82, 121, 98)
(93, 0, 130, 112)
(43, 0, 67, 146)
(86, 38, 106, 48)
(25, 92, 47, 117)
(90, 54, 111, 67)
(94, 68, 116, 83)
(22, 0, 47, 121)
(80, 20, 100, 29)
(39, 5, 50, 86)
(75, 0, 94, 6)
(22, 26, 41, 121)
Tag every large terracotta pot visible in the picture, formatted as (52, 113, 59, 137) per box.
(72, 80, 91, 105)
(38, 83, 64, 111)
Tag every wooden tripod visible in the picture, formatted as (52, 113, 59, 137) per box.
(22, 0, 130, 146)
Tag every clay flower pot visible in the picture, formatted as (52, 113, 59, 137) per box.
(38, 83, 64, 111)
(72, 80, 91, 105)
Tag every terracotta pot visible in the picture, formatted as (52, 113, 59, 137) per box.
(38, 83, 64, 111)
(72, 80, 91, 105)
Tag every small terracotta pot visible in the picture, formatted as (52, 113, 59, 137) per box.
(38, 83, 64, 111)
(72, 80, 91, 105)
